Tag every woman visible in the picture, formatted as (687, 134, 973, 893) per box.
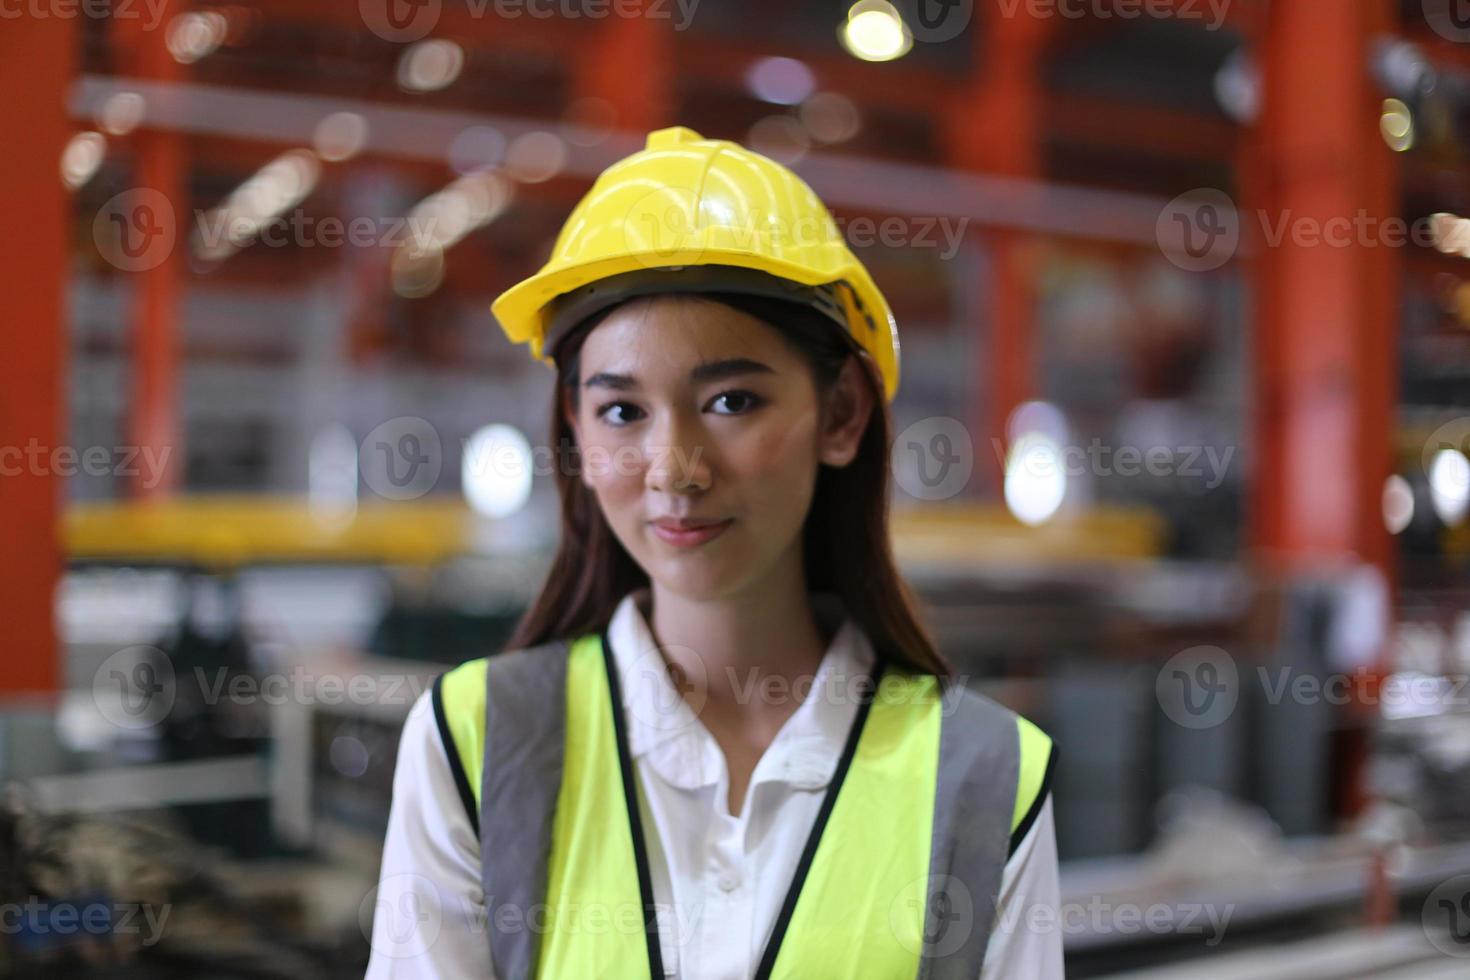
(367, 127, 1061, 979)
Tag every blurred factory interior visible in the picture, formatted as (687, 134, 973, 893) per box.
(4, 0, 1470, 975)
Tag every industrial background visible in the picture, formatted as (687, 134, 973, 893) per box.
(3, 0, 1470, 975)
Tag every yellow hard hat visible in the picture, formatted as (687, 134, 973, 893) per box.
(491, 125, 901, 402)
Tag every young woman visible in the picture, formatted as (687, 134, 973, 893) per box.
(367, 127, 1061, 979)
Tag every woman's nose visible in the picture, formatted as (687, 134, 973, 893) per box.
(644, 414, 712, 493)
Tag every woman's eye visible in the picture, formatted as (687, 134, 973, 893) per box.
(708, 390, 763, 415)
(596, 402, 645, 426)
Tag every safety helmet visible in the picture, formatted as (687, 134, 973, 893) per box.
(490, 125, 901, 403)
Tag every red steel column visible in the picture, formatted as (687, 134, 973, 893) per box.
(571, 0, 673, 133)
(944, 6, 1050, 492)
(1243, 0, 1399, 823)
(114, 2, 184, 497)
(1246, 0, 1397, 570)
(0, 14, 75, 694)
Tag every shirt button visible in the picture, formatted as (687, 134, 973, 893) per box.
(717, 874, 739, 892)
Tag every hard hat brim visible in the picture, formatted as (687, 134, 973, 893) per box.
(492, 249, 900, 402)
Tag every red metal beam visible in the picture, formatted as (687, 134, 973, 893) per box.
(0, 15, 74, 695)
(1045, 93, 1237, 162)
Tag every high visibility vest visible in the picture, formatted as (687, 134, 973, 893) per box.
(433, 632, 1055, 980)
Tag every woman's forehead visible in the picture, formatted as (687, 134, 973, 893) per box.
(579, 295, 792, 375)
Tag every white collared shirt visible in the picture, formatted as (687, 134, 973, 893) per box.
(367, 588, 1063, 978)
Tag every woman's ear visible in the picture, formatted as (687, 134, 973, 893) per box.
(818, 353, 877, 469)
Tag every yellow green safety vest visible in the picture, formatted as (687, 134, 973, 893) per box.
(433, 632, 1055, 979)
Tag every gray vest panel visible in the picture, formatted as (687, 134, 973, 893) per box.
(919, 680, 1021, 979)
(478, 640, 569, 980)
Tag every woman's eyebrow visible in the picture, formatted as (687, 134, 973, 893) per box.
(583, 358, 776, 390)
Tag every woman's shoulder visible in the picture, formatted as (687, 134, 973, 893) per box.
(919, 676, 1057, 838)
(427, 638, 588, 814)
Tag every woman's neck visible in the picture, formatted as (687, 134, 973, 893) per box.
(641, 572, 830, 710)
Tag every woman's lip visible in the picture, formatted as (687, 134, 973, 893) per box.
(650, 519, 733, 547)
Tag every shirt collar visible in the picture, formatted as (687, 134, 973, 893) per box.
(604, 585, 878, 791)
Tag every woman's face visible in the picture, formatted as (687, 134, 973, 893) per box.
(565, 294, 872, 601)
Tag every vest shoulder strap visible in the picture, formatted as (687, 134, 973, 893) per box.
(1012, 713, 1057, 854)
(922, 681, 1056, 980)
(479, 640, 573, 980)
(432, 656, 489, 833)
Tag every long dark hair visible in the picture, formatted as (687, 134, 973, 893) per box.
(502, 291, 952, 680)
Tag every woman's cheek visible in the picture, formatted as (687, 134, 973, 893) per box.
(737, 416, 818, 479)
